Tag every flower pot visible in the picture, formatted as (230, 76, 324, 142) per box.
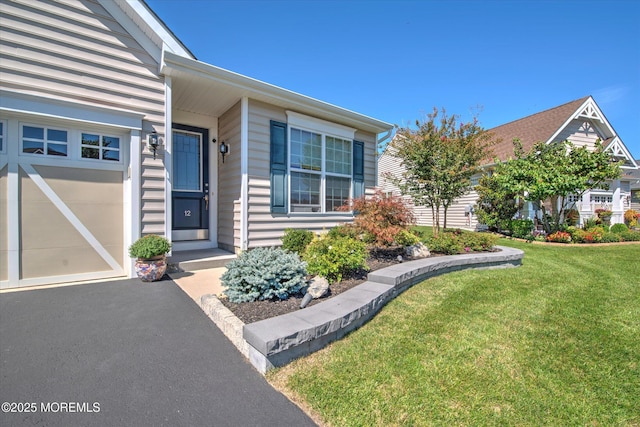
(134, 255, 167, 282)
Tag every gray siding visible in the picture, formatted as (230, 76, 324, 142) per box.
(0, 0, 166, 236)
(218, 101, 242, 252)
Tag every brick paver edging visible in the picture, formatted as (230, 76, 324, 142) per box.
(201, 245, 524, 374)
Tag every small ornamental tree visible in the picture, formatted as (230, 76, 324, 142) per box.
(387, 108, 494, 236)
(490, 139, 621, 233)
(338, 190, 415, 246)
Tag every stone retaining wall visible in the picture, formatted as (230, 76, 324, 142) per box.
(202, 246, 524, 374)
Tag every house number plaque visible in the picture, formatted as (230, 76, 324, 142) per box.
(184, 210, 191, 217)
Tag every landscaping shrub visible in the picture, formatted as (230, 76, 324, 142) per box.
(570, 228, 586, 243)
(546, 231, 572, 243)
(427, 229, 497, 254)
(620, 230, 640, 242)
(222, 247, 307, 303)
(624, 209, 639, 228)
(327, 224, 360, 240)
(600, 232, 622, 243)
(583, 217, 599, 230)
(338, 190, 414, 247)
(509, 219, 534, 239)
(395, 229, 421, 247)
(302, 235, 368, 284)
(610, 223, 629, 234)
(281, 228, 314, 255)
(582, 226, 605, 243)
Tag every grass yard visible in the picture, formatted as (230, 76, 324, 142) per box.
(268, 240, 640, 426)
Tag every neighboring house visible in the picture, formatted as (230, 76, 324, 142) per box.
(378, 96, 638, 229)
(0, 0, 392, 289)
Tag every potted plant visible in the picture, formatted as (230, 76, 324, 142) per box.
(128, 234, 171, 282)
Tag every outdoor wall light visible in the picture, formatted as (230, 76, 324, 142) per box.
(148, 131, 160, 159)
(219, 140, 229, 163)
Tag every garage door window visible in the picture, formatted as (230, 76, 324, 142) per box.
(81, 133, 120, 161)
(22, 125, 68, 157)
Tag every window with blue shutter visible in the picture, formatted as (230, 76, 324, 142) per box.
(353, 140, 364, 200)
(270, 120, 288, 213)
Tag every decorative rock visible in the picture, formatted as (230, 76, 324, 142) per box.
(307, 276, 330, 298)
(405, 242, 430, 258)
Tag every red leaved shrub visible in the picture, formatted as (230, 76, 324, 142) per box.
(338, 190, 415, 247)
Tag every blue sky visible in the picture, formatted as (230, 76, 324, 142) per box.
(146, 0, 640, 158)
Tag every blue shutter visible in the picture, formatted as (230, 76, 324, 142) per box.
(353, 140, 364, 200)
(270, 120, 288, 213)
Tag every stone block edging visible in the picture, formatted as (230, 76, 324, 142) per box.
(202, 246, 524, 374)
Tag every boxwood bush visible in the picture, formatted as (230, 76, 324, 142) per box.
(281, 228, 314, 255)
(221, 247, 307, 303)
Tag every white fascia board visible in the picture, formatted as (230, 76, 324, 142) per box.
(125, 0, 193, 58)
(161, 52, 393, 134)
(0, 90, 144, 130)
(99, 0, 192, 62)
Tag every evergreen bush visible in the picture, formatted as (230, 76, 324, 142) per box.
(281, 228, 314, 255)
(302, 235, 368, 284)
(600, 232, 622, 243)
(610, 223, 628, 234)
(221, 247, 307, 303)
(509, 219, 534, 239)
(620, 230, 640, 241)
(128, 234, 171, 259)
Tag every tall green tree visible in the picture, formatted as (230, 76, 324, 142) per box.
(474, 171, 522, 232)
(490, 139, 621, 233)
(387, 108, 493, 236)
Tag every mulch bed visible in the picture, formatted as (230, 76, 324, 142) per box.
(219, 247, 408, 324)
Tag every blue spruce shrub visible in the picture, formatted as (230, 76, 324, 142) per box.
(221, 247, 308, 303)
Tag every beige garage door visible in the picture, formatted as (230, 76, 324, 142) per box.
(1, 120, 127, 289)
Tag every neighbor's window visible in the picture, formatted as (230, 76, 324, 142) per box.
(22, 125, 68, 156)
(81, 133, 120, 161)
(289, 128, 352, 213)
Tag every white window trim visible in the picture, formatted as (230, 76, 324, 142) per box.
(287, 111, 356, 140)
(288, 127, 354, 214)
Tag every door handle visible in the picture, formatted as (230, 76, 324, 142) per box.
(204, 194, 209, 211)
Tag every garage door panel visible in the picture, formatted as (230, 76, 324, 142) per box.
(17, 163, 125, 283)
(21, 246, 113, 279)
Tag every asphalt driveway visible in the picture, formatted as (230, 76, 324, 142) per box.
(0, 278, 316, 426)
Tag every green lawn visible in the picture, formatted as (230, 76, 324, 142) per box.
(268, 240, 640, 426)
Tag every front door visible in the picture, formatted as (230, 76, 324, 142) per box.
(172, 124, 209, 241)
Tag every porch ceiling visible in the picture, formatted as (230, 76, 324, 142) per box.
(161, 51, 392, 135)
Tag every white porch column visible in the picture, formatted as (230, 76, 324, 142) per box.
(579, 190, 592, 226)
(611, 180, 623, 224)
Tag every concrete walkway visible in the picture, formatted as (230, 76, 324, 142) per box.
(0, 277, 315, 427)
(170, 267, 226, 302)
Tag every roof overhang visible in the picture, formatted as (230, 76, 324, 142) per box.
(161, 51, 392, 136)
